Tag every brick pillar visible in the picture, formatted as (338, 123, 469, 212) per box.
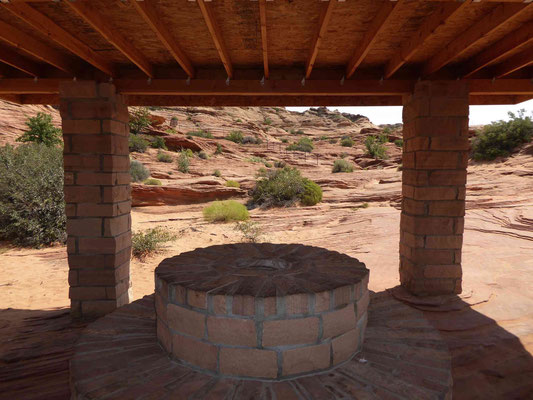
(60, 81, 132, 319)
(400, 81, 469, 296)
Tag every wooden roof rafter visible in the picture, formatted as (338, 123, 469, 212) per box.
(0, 43, 41, 77)
(305, 0, 336, 79)
(129, 0, 195, 78)
(1, 1, 115, 76)
(65, 0, 154, 78)
(196, 0, 233, 79)
(346, 0, 403, 79)
(423, 2, 533, 76)
(384, 0, 473, 79)
(462, 21, 533, 77)
(492, 47, 533, 78)
(0, 19, 76, 75)
(258, 0, 269, 79)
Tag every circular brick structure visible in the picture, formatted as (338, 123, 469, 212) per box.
(155, 243, 370, 380)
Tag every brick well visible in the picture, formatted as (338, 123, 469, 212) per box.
(60, 81, 131, 319)
(155, 243, 370, 380)
(400, 80, 469, 296)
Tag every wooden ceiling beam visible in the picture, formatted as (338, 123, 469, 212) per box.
(258, 0, 269, 79)
(492, 47, 533, 78)
(305, 0, 336, 79)
(65, 0, 154, 77)
(2, 2, 114, 76)
(0, 43, 41, 77)
(385, 0, 472, 79)
(0, 20, 76, 74)
(129, 0, 194, 78)
(197, 0, 233, 79)
(346, 0, 403, 79)
(462, 21, 533, 77)
(423, 2, 533, 76)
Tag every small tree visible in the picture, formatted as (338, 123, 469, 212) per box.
(17, 113, 62, 147)
(129, 108, 151, 134)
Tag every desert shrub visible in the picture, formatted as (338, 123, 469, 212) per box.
(130, 160, 150, 182)
(394, 139, 403, 148)
(264, 162, 273, 168)
(287, 137, 314, 153)
(234, 221, 264, 243)
(251, 167, 322, 207)
(332, 159, 354, 173)
(129, 108, 151, 134)
(198, 151, 208, 160)
(301, 180, 322, 206)
(171, 116, 178, 124)
(177, 152, 190, 173)
(290, 129, 304, 135)
(329, 138, 338, 144)
(281, 138, 288, 143)
(319, 135, 328, 141)
(472, 110, 533, 161)
(150, 136, 167, 150)
(242, 136, 263, 145)
(225, 180, 240, 188)
(378, 133, 389, 143)
(157, 151, 173, 163)
(235, 118, 242, 123)
(165, 128, 176, 134)
(203, 200, 249, 222)
(226, 130, 244, 143)
(248, 156, 267, 163)
(132, 227, 176, 260)
(274, 160, 286, 168)
(213, 169, 221, 177)
(180, 148, 194, 158)
(128, 134, 149, 153)
(215, 143, 223, 154)
(341, 136, 354, 147)
(144, 178, 162, 186)
(17, 113, 61, 147)
(264, 117, 273, 125)
(0, 144, 65, 247)
(187, 130, 213, 139)
(365, 136, 388, 159)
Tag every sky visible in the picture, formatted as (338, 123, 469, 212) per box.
(287, 99, 533, 126)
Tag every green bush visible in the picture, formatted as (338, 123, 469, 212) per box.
(181, 148, 194, 158)
(319, 135, 328, 141)
(17, 113, 62, 147)
(332, 159, 354, 173)
(132, 227, 176, 260)
(247, 156, 267, 163)
(225, 180, 240, 188)
(341, 136, 354, 147)
(290, 129, 304, 135)
(150, 136, 167, 150)
(177, 151, 190, 173)
(157, 151, 173, 163)
(129, 108, 151, 134)
(0, 144, 65, 247)
(329, 138, 338, 144)
(281, 138, 288, 143)
(472, 110, 533, 161)
(287, 137, 314, 152)
(301, 179, 322, 206)
(144, 178, 162, 186)
(274, 160, 286, 168)
(128, 134, 149, 153)
(130, 160, 150, 182)
(394, 139, 403, 148)
(365, 136, 388, 159)
(215, 143, 223, 154)
(187, 130, 213, 139)
(264, 162, 273, 168)
(213, 169, 221, 177)
(242, 136, 263, 145)
(378, 133, 389, 144)
(226, 130, 244, 143)
(264, 117, 273, 125)
(234, 221, 264, 243)
(198, 151, 208, 160)
(251, 167, 322, 207)
(203, 200, 249, 222)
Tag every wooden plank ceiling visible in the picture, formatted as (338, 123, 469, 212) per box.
(0, 0, 532, 106)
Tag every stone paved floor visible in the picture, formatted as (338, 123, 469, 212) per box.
(69, 292, 451, 400)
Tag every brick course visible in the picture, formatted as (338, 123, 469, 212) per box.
(61, 81, 131, 319)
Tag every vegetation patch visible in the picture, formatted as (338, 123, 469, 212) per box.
(129, 108, 151, 134)
(226, 130, 244, 143)
(234, 221, 264, 243)
(290, 129, 304, 135)
(365, 136, 388, 159)
(341, 136, 354, 147)
(130, 160, 150, 182)
(132, 227, 176, 260)
(129, 134, 149, 153)
(215, 143, 223, 154)
(0, 144, 65, 247)
(287, 137, 314, 153)
(144, 178, 162, 186)
(17, 113, 62, 146)
(198, 151, 209, 160)
(225, 180, 240, 188)
(150, 136, 167, 150)
(187, 130, 213, 139)
(394, 139, 403, 148)
(251, 167, 322, 207)
(213, 169, 221, 177)
(242, 136, 263, 145)
(203, 200, 249, 222)
(177, 151, 190, 173)
(472, 110, 532, 161)
(332, 159, 354, 173)
(157, 151, 173, 163)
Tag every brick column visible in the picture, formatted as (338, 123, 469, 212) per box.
(60, 81, 132, 319)
(400, 81, 469, 296)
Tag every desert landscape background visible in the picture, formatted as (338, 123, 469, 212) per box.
(0, 100, 532, 399)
